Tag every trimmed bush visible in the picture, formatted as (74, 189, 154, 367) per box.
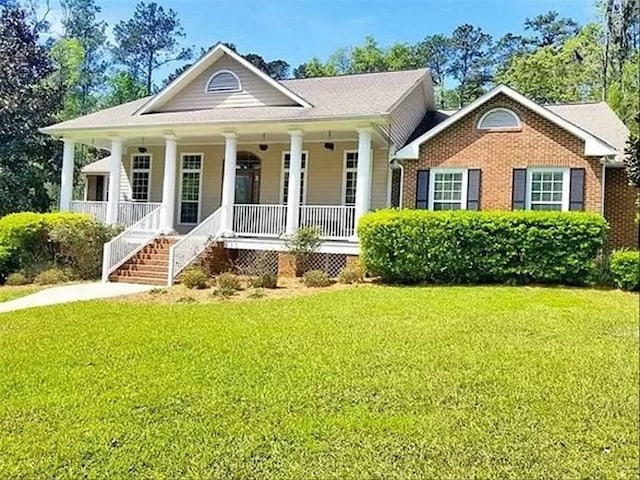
(337, 262, 365, 284)
(0, 245, 15, 283)
(249, 273, 278, 289)
(302, 270, 332, 287)
(610, 250, 639, 291)
(5, 272, 30, 286)
(34, 268, 69, 286)
(217, 272, 242, 291)
(181, 267, 209, 290)
(359, 210, 609, 285)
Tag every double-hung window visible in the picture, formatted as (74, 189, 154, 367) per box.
(343, 151, 358, 206)
(179, 154, 203, 224)
(429, 168, 468, 210)
(281, 151, 308, 204)
(131, 154, 151, 202)
(526, 168, 569, 211)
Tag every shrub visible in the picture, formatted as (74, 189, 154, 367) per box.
(359, 210, 609, 285)
(249, 273, 278, 289)
(610, 250, 639, 291)
(0, 245, 16, 283)
(217, 272, 242, 291)
(212, 286, 237, 298)
(337, 262, 365, 284)
(0, 212, 50, 272)
(247, 288, 265, 299)
(5, 272, 30, 286)
(285, 226, 321, 276)
(181, 267, 209, 290)
(34, 268, 69, 286)
(302, 269, 332, 287)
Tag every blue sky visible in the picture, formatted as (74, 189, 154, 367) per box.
(49, 0, 597, 76)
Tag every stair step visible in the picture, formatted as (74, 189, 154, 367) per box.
(109, 275, 166, 286)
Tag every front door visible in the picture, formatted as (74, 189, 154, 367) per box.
(235, 172, 259, 204)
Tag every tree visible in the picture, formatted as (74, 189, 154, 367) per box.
(0, 6, 63, 214)
(113, 1, 192, 94)
(493, 33, 531, 71)
(525, 10, 580, 48)
(102, 70, 147, 107)
(349, 36, 386, 73)
(624, 124, 640, 188)
(448, 24, 493, 106)
(49, 37, 86, 119)
(413, 34, 453, 108)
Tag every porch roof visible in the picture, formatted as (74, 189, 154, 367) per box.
(41, 69, 429, 136)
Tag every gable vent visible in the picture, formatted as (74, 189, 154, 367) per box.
(478, 108, 520, 130)
(206, 70, 241, 93)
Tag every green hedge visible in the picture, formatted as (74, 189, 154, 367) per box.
(0, 212, 120, 282)
(610, 250, 639, 291)
(358, 210, 609, 285)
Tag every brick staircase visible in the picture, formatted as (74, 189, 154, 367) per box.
(109, 237, 177, 285)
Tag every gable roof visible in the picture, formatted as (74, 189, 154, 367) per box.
(138, 43, 312, 113)
(395, 85, 619, 160)
(40, 69, 429, 135)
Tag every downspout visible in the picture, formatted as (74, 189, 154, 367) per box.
(601, 160, 607, 216)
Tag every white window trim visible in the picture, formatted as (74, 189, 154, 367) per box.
(178, 152, 204, 225)
(130, 153, 152, 202)
(525, 167, 570, 212)
(477, 108, 521, 131)
(342, 150, 359, 206)
(204, 69, 242, 94)
(279, 150, 308, 204)
(428, 168, 468, 211)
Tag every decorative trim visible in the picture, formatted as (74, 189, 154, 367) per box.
(178, 152, 204, 225)
(205, 70, 242, 93)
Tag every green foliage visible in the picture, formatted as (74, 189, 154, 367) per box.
(211, 285, 237, 298)
(524, 10, 580, 48)
(181, 266, 209, 290)
(610, 250, 639, 291)
(0, 212, 50, 272)
(0, 245, 14, 283)
(216, 272, 242, 291)
(286, 226, 321, 275)
(359, 210, 609, 285)
(5, 272, 29, 286)
(447, 24, 493, 106)
(33, 268, 69, 285)
(247, 288, 265, 299)
(249, 273, 278, 289)
(101, 70, 147, 108)
(624, 117, 640, 188)
(302, 269, 332, 288)
(337, 262, 366, 284)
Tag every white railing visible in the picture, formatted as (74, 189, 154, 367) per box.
(234, 204, 286, 237)
(70, 201, 162, 228)
(70, 201, 107, 222)
(299, 205, 356, 240)
(168, 207, 223, 285)
(101, 205, 164, 282)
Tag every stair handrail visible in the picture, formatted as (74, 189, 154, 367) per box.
(101, 205, 164, 282)
(168, 207, 223, 285)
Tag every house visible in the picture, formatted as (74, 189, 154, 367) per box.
(41, 44, 638, 285)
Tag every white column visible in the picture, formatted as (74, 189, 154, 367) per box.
(220, 132, 237, 235)
(285, 130, 303, 235)
(160, 135, 178, 233)
(105, 139, 123, 225)
(59, 139, 75, 211)
(353, 127, 373, 237)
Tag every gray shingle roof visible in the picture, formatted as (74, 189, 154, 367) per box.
(42, 69, 428, 134)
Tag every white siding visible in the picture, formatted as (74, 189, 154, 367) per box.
(388, 81, 430, 149)
(156, 54, 299, 112)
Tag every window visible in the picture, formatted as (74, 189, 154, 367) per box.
(205, 70, 241, 93)
(527, 168, 569, 211)
(281, 151, 308, 204)
(343, 151, 358, 205)
(429, 169, 468, 211)
(131, 154, 151, 201)
(179, 154, 203, 224)
(477, 108, 521, 130)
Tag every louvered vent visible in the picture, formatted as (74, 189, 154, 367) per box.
(478, 109, 520, 130)
(206, 71, 241, 93)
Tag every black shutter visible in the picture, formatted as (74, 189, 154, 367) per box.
(416, 170, 430, 209)
(512, 169, 527, 210)
(569, 168, 585, 211)
(467, 169, 482, 210)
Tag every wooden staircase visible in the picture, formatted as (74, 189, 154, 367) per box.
(109, 237, 177, 285)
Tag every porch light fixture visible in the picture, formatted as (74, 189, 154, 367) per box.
(259, 144, 269, 151)
(324, 130, 334, 150)
(138, 147, 148, 153)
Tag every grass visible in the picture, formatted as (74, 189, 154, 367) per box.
(0, 285, 41, 303)
(0, 286, 637, 479)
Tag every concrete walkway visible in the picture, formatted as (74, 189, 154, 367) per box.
(0, 282, 155, 313)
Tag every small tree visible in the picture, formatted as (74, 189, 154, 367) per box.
(285, 227, 321, 276)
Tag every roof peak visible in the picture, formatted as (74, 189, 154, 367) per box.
(282, 68, 427, 83)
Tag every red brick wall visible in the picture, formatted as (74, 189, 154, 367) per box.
(604, 168, 639, 249)
(402, 94, 603, 212)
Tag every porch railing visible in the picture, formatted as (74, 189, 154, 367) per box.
(234, 204, 286, 237)
(299, 205, 356, 240)
(168, 207, 223, 285)
(70, 201, 162, 228)
(101, 205, 164, 282)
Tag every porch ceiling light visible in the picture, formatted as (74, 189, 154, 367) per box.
(259, 144, 269, 151)
(138, 147, 148, 153)
(324, 142, 335, 151)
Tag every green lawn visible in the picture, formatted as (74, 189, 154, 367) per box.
(0, 286, 637, 479)
(0, 285, 41, 303)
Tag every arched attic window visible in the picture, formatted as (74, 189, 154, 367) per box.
(477, 108, 521, 130)
(205, 70, 242, 93)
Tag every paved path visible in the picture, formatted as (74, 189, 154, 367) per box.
(0, 282, 155, 313)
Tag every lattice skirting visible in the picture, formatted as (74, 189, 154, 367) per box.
(232, 249, 348, 277)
